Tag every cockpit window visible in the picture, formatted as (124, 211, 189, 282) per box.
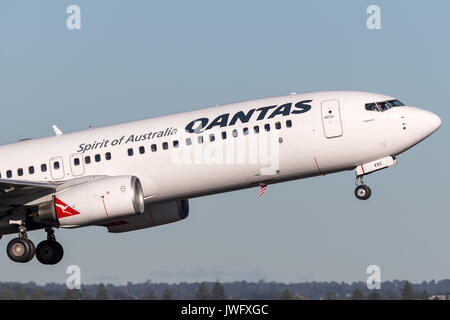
(365, 103, 379, 111)
(388, 99, 404, 107)
(365, 99, 404, 112)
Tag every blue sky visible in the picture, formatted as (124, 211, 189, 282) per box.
(0, 1, 449, 285)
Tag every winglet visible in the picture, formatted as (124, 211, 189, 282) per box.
(52, 125, 63, 136)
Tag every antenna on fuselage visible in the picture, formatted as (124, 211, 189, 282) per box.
(52, 125, 63, 136)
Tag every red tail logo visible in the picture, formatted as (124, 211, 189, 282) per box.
(55, 197, 80, 218)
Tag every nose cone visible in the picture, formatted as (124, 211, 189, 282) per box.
(416, 109, 441, 137)
(428, 111, 442, 133)
(405, 107, 441, 143)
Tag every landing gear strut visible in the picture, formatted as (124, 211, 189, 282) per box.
(354, 175, 372, 200)
(35, 227, 64, 265)
(6, 221, 35, 263)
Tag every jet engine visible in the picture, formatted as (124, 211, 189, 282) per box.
(38, 176, 145, 227)
(105, 199, 189, 233)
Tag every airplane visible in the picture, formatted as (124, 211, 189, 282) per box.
(0, 91, 441, 265)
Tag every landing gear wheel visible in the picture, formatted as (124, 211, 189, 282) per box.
(24, 239, 35, 263)
(36, 240, 64, 265)
(355, 185, 372, 200)
(7, 238, 35, 263)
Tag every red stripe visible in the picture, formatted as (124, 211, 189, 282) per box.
(101, 196, 110, 218)
(314, 157, 323, 175)
(360, 164, 365, 174)
(259, 187, 266, 196)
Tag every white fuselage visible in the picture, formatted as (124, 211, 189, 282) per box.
(0, 91, 441, 206)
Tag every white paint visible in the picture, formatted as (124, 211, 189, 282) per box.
(0, 91, 441, 235)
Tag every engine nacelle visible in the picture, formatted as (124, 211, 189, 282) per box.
(38, 176, 145, 227)
(105, 199, 189, 233)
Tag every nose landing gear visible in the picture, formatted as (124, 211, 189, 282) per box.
(353, 156, 398, 200)
(354, 175, 372, 200)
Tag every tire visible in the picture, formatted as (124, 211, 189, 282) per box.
(36, 240, 64, 265)
(355, 185, 372, 200)
(24, 239, 35, 263)
(7, 238, 32, 263)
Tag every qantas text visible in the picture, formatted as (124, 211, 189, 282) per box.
(185, 100, 312, 133)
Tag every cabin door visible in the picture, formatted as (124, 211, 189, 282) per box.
(321, 99, 343, 138)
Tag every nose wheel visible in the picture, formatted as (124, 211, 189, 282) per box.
(355, 176, 372, 200)
(355, 184, 372, 200)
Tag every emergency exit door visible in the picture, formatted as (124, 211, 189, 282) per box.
(69, 153, 85, 177)
(49, 156, 65, 180)
(321, 99, 343, 138)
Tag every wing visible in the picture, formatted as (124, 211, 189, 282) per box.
(0, 176, 108, 216)
(0, 179, 60, 196)
(0, 179, 61, 214)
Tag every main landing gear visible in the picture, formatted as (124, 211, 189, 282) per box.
(354, 175, 372, 200)
(35, 227, 64, 265)
(6, 223, 63, 264)
(6, 221, 35, 263)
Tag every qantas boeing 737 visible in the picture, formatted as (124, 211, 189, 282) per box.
(0, 91, 441, 265)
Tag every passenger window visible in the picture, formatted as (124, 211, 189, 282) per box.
(286, 120, 292, 128)
(221, 131, 227, 139)
(162, 142, 169, 150)
(151, 144, 157, 152)
(74, 158, 80, 166)
(243, 128, 249, 135)
(264, 124, 270, 131)
(185, 138, 192, 146)
(95, 154, 101, 162)
(85, 156, 91, 164)
(254, 126, 260, 133)
(105, 152, 111, 160)
(139, 146, 145, 154)
(209, 134, 215, 142)
(6, 170, 12, 178)
(128, 148, 134, 156)
(41, 164, 47, 172)
(17, 168, 23, 176)
(275, 122, 281, 130)
(232, 129, 238, 137)
(29, 166, 34, 174)
(54, 161, 60, 170)
(198, 136, 204, 144)
(173, 140, 179, 148)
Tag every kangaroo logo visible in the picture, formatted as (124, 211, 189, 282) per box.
(55, 197, 81, 218)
